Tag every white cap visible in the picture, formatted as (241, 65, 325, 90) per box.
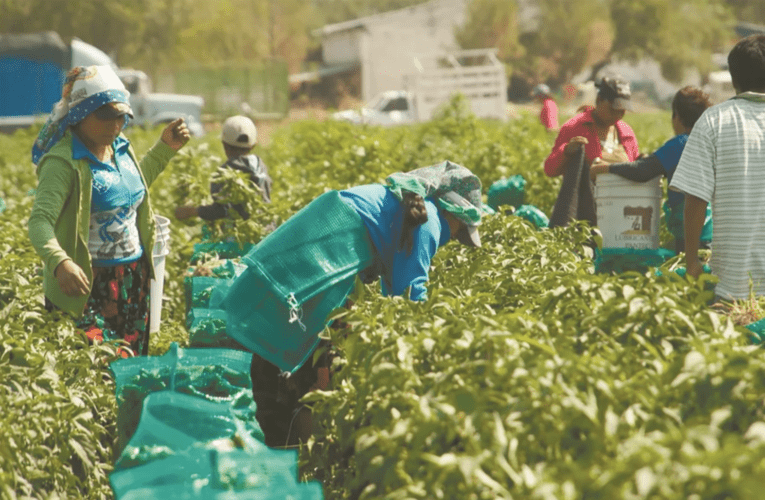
(221, 115, 257, 148)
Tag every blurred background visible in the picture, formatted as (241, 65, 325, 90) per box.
(1, 0, 763, 136)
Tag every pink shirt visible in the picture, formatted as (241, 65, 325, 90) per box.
(544, 107, 639, 177)
(540, 98, 558, 130)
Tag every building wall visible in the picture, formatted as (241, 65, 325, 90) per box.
(363, 0, 466, 100)
(319, 0, 467, 101)
(323, 29, 364, 66)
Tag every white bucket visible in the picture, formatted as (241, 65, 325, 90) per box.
(594, 173, 662, 250)
(150, 215, 171, 333)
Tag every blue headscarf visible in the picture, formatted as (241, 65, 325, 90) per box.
(32, 65, 132, 165)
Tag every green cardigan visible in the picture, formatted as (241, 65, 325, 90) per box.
(28, 130, 177, 318)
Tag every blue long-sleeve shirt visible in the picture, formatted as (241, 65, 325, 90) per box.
(339, 184, 451, 301)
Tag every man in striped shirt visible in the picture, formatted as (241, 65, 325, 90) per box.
(670, 35, 765, 300)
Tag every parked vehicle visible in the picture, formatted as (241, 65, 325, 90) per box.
(0, 32, 204, 136)
(332, 90, 418, 126)
(116, 68, 204, 136)
(333, 49, 507, 126)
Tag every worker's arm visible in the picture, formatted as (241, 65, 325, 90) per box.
(683, 194, 708, 278)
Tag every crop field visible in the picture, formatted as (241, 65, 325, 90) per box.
(1, 98, 765, 499)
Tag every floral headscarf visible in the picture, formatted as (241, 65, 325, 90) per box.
(385, 160, 483, 227)
(32, 65, 132, 165)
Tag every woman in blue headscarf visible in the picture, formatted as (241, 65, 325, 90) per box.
(28, 65, 190, 357)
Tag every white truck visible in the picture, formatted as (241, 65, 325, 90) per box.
(0, 32, 204, 136)
(332, 49, 507, 126)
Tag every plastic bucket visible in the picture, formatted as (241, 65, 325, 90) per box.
(150, 215, 171, 333)
(595, 174, 661, 250)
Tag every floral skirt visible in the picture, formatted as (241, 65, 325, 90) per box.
(47, 256, 152, 356)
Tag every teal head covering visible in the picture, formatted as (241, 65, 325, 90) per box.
(385, 160, 483, 227)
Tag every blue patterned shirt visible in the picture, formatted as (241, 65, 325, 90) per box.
(72, 134, 146, 266)
(339, 184, 451, 301)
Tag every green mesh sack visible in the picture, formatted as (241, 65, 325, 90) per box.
(119, 482, 324, 500)
(110, 439, 299, 498)
(487, 174, 526, 210)
(110, 448, 213, 498)
(514, 204, 549, 229)
(113, 447, 322, 499)
(223, 190, 374, 373)
(746, 318, 765, 345)
(210, 448, 299, 490)
(185, 277, 226, 318)
(191, 241, 255, 264)
(211, 260, 248, 279)
(595, 247, 676, 274)
(663, 201, 713, 244)
(114, 391, 264, 470)
(111, 344, 261, 455)
(188, 308, 248, 350)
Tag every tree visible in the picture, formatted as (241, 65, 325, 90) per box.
(309, 0, 426, 27)
(454, 0, 524, 62)
(521, 0, 612, 84)
(610, 0, 734, 81)
(724, 0, 765, 25)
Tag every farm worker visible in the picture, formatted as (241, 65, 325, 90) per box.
(670, 34, 765, 300)
(590, 86, 713, 253)
(544, 74, 639, 177)
(28, 65, 190, 357)
(229, 160, 483, 447)
(174, 115, 272, 222)
(532, 83, 559, 132)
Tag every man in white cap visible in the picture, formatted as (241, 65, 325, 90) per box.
(175, 115, 272, 221)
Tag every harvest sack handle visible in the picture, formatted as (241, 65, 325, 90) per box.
(287, 293, 307, 332)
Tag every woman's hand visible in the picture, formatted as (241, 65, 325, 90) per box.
(55, 259, 90, 297)
(564, 136, 588, 156)
(590, 157, 610, 180)
(175, 205, 198, 220)
(161, 118, 191, 151)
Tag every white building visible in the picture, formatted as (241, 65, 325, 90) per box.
(312, 0, 468, 102)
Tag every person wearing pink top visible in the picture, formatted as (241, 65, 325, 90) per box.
(532, 84, 559, 132)
(544, 75, 639, 177)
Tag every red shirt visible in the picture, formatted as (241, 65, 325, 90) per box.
(543, 108, 639, 177)
(540, 97, 558, 130)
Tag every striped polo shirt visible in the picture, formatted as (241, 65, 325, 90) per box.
(670, 93, 765, 299)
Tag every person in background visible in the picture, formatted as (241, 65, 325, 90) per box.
(590, 86, 713, 252)
(544, 74, 639, 177)
(532, 83, 559, 132)
(28, 65, 190, 357)
(243, 161, 484, 447)
(670, 35, 765, 300)
(175, 115, 271, 221)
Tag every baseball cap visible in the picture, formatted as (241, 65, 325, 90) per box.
(438, 191, 482, 247)
(596, 75, 632, 110)
(221, 115, 257, 148)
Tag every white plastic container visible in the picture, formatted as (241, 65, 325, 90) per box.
(594, 173, 662, 250)
(150, 215, 171, 333)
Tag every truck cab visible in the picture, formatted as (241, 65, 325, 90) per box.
(0, 33, 205, 136)
(332, 91, 416, 126)
(116, 69, 205, 137)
